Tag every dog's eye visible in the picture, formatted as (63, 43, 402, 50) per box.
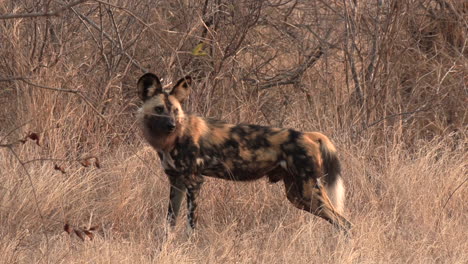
(154, 106, 164, 114)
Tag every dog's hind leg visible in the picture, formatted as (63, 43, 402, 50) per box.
(283, 176, 352, 233)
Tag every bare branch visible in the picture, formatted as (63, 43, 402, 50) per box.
(5, 146, 50, 252)
(0, 120, 32, 144)
(0, 0, 88, 20)
(441, 177, 468, 211)
(20, 78, 81, 94)
(343, 0, 363, 106)
(70, 7, 148, 72)
(358, 106, 436, 133)
(256, 47, 324, 90)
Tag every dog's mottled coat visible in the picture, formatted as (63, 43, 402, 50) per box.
(137, 73, 352, 232)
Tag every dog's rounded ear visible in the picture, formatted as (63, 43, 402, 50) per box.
(137, 73, 163, 101)
(170, 76, 192, 103)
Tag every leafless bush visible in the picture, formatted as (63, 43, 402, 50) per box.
(0, 0, 466, 262)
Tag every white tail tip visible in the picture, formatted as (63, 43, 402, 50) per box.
(326, 176, 345, 214)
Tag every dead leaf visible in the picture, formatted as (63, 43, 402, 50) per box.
(94, 157, 101, 168)
(54, 164, 66, 174)
(80, 159, 91, 167)
(64, 223, 71, 234)
(74, 229, 85, 241)
(28, 132, 40, 146)
(83, 230, 94, 240)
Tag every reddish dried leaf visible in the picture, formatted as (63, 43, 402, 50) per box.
(74, 229, 85, 241)
(111, 136, 120, 145)
(54, 164, 66, 174)
(80, 159, 91, 167)
(94, 157, 101, 168)
(64, 223, 72, 234)
(28, 132, 40, 146)
(89, 225, 99, 231)
(83, 230, 94, 240)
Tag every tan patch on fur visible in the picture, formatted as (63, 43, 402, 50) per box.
(138, 94, 165, 117)
(196, 158, 204, 166)
(147, 85, 159, 98)
(171, 78, 191, 102)
(239, 148, 253, 161)
(207, 125, 233, 145)
(256, 161, 278, 173)
(268, 129, 289, 147)
(304, 132, 337, 153)
(254, 149, 277, 163)
(222, 160, 234, 171)
(299, 136, 323, 167)
(187, 116, 208, 145)
(247, 130, 261, 140)
(302, 179, 315, 200)
(231, 132, 241, 142)
(168, 95, 185, 120)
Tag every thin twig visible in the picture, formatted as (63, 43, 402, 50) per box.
(6, 146, 50, 254)
(358, 106, 435, 133)
(20, 78, 80, 94)
(441, 177, 468, 211)
(70, 7, 147, 72)
(0, 77, 32, 82)
(257, 47, 324, 90)
(92, 0, 156, 28)
(23, 158, 81, 165)
(0, 0, 88, 20)
(0, 120, 32, 143)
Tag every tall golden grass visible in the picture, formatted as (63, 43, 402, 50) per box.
(1, 0, 466, 263)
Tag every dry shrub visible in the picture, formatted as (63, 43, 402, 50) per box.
(0, 0, 466, 263)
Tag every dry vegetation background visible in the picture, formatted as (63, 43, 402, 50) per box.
(0, 0, 467, 263)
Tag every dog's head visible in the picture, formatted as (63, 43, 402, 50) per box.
(137, 73, 191, 135)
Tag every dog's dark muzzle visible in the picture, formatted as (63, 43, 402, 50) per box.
(166, 120, 176, 132)
(146, 116, 177, 134)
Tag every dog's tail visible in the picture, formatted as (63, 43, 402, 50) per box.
(305, 132, 345, 214)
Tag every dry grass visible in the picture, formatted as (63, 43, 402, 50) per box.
(1, 0, 467, 263)
(1, 135, 466, 263)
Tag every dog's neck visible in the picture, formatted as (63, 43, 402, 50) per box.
(143, 125, 183, 152)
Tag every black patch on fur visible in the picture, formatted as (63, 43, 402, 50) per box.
(170, 136, 199, 175)
(163, 93, 172, 110)
(206, 118, 228, 128)
(280, 130, 318, 178)
(230, 125, 272, 149)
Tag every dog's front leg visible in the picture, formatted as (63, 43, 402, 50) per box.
(185, 175, 204, 231)
(166, 175, 186, 228)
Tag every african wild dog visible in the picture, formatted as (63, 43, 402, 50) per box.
(137, 73, 352, 233)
